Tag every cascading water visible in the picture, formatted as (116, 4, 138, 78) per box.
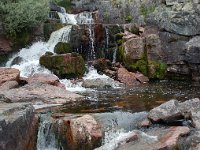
(6, 26, 72, 77)
(88, 25, 96, 61)
(105, 27, 109, 51)
(37, 114, 63, 150)
(112, 48, 117, 64)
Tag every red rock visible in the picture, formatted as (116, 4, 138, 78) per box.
(27, 73, 61, 86)
(156, 126, 190, 150)
(117, 67, 139, 87)
(0, 35, 13, 55)
(0, 80, 18, 90)
(135, 72, 149, 83)
(0, 68, 20, 86)
(140, 119, 152, 127)
(64, 115, 102, 150)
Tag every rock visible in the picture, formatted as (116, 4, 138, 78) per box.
(0, 102, 38, 150)
(191, 111, 200, 129)
(0, 68, 20, 86)
(27, 73, 64, 88)
(154, 126, 190, 150)
(40, 53, 86, 79)
(148, 99, 182, 122)
(97, 131, 138, 150)
(178, 98, 200, 113)
(123, 36, 145, 60)
(64, 115, 102, 150)
(0, 82, 83, 104)
(140, 119, 152, 127)
(82, 78, 116, 89)
(135, 72, 149, 83)
(117, 67, 140, 87)
(148, 2, 200, 36)
(177, 130, 200, 150)
(54, 42, 72, 54)
(0, 35, 13, 56)
(0, 81, 19, 90)
(186, 36, 200, 64)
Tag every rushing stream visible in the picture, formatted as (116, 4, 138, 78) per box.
(2, 6, 200, 150)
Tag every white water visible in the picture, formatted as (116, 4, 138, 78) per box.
(6, 26, 72, 77)
(57, 8, 94, 25)
(112, 48, 117, 64)
(37, 114, 63, 150)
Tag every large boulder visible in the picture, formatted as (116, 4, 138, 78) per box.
(0, 82, 83, 104)
(148, 99, 182, 122)
(148, 2, 200, 36)
(40, 53, 86, 79)
(54, 42, 72, 54)
(0, 68, 20, 86)
(0, 102, 38, 150)
(63, 115, 102, 150)
(27, 73, 64, 88)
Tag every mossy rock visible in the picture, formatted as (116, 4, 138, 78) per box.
(54, 42, 72, 54)
(40, 53, 85, 79)
(12, 30, 30, 48)
(43, 23, 63, 41)
(128, 59, 148, 76)
(148, 61, 167, 79)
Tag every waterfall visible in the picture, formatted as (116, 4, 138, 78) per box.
(112, 48, 117, 64)
(88, 25, 96, 61)
(6, 26, 72, 77)
(37, 114, 63, 150)
(105, 27, 109, 51)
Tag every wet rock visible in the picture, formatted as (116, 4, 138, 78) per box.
(177, 130, 200, 150)
(178, 98, 200, 113)
(0, 102, 38, 150)
(64, 115, 102, 150)
(0, 68, 20, 86)
(117, 67, 140, 87)
(191, 111, 200, 129)
(40, 53, 86, 79)
(148, 99, 182, 122)
(0, 82, 83, 104)
(10, 56, 23, 66)
(82, 78, 116, 89)
(27, 73, 64, 88)
(97, 131, 138, 150)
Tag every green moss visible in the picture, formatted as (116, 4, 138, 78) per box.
(13, 30, 30, 48)
(43, 23, 63, 41)
(56, 0, 72, 11)
(116, 45, 125, 62)
(54, 42, 72, 54)
(125, 15, 133, 23)
(128, 59, 148, 76)
(148, 61, 167, 79)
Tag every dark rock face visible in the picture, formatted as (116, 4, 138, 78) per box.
(40, 53, 86, 79)
(0, 102, 38, 150)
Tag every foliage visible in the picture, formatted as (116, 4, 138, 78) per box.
(55, 0, 71, 11)
(0, 0, 50, 37)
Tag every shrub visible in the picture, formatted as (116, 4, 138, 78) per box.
(0, 0, 50, 37)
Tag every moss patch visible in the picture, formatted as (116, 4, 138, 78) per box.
(54, 42, 72, 54)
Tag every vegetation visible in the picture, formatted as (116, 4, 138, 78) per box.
(0, 0, 50, 37)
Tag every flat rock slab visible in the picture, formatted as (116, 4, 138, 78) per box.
(0, 82, 83, 104)
(0, 68, 20, 86)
